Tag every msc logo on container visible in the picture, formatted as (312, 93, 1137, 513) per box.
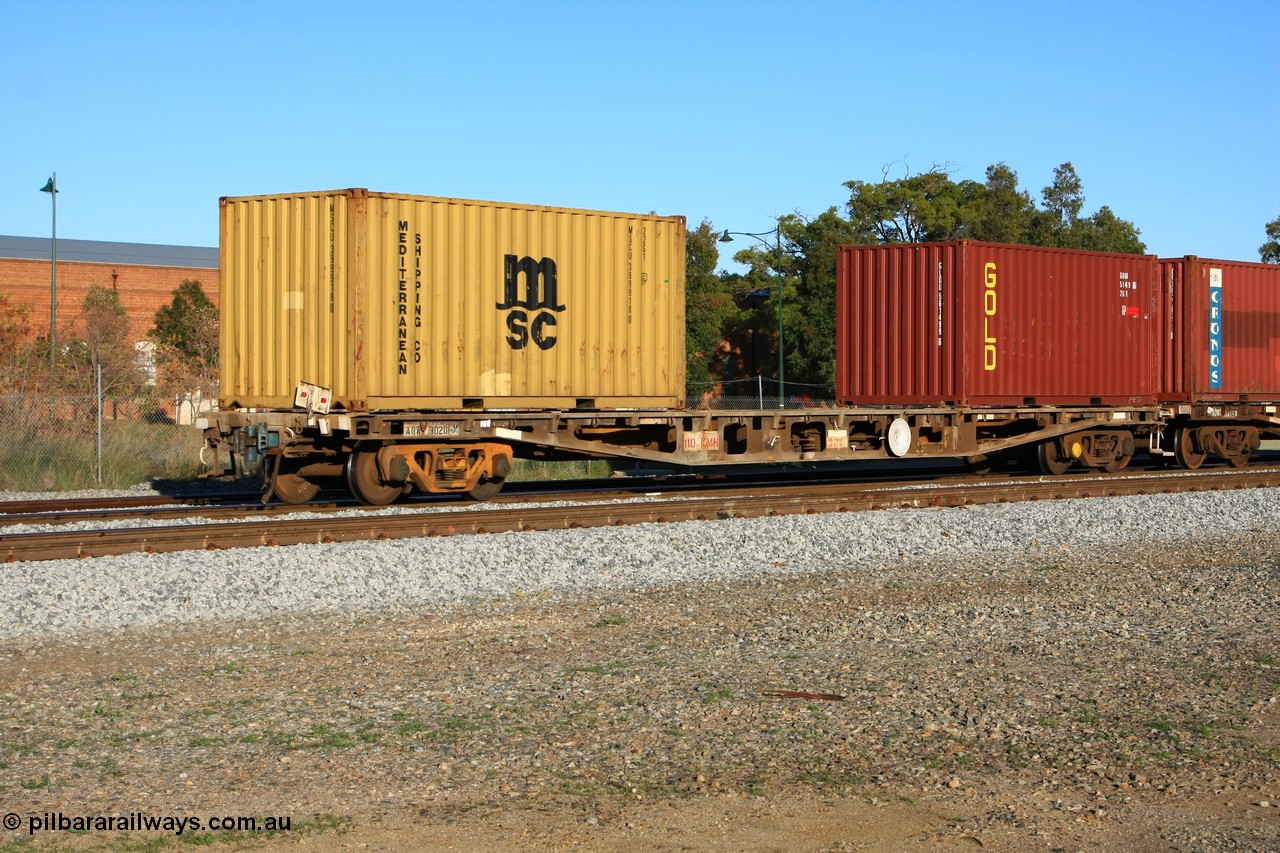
(497, 255, 565, 351)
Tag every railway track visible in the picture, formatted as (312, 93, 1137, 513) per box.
(5, 466, 1280, 563)
(10, 453, 1277, 526)
(0, 463, 990, 526)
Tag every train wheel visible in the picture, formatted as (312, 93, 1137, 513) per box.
(1173, 428, 1206, 470)
(269, 458, 321, 505)
(346, 445, 408, 506)
(1036, 441, 1072, 475)
(465, 477, 507, 501)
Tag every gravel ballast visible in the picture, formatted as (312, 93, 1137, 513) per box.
(2, 488, 1279, 641)
(2, 487, 1278, 851)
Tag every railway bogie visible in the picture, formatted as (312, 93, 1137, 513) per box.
(1163, 422, 1260, 470)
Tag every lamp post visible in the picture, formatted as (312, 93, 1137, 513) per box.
(719, 225, 785, 408)
(39, 173, 58, 368)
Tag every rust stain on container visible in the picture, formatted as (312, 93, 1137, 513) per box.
(837, 241, 1162, 406)
(219, 189, 686, 411)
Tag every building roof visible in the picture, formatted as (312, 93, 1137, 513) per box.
(0, 235, 217, 269)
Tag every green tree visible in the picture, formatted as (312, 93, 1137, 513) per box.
(844, 165, 974, 243)
(843, 161, 1142, 253)
(684, 221, 737, 399)
(723, 208, 869, 394)
(778, 208, 859, 391)
(1072, 205, 1146, 254)
(0, 294, 33, 391)
(720, 219, 800, 400)
(149, 279, 219, 393)
(63, 285, 140, 404)
(1040, 162, 1084, 233)
(969, 163, 1036, 244)
(151, 280, 217, 365)
(1031, 162, 1144, 253)
(1260, 215, 1280, 263)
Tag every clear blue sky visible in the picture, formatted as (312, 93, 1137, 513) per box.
(2, 0, 1277, 263)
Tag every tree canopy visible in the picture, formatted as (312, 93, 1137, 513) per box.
(150, 280, 217, 364)
(0, 294, 33, 392)
(684, 220, 732, 396)
(63, 285, 139, 401)
(842, 161, 1145, 253)
(149, 279, 219, 393)
(844, 167, 973, 243)
(1261, 215, 1280, 264)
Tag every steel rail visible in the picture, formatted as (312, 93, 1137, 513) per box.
(8, 450, 1280, 523)
(5, 468, 1280, 563)
(10, 457, 1276, 528)
(0, 492, 266, 516)
(0, 467, 991, 527)
(0, 464, 971, 521)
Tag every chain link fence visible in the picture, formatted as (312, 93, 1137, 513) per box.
(0, 381, 217, 492)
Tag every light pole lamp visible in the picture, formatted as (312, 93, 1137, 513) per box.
(39, 173, 58, 368)
(719, 225, 785, 408)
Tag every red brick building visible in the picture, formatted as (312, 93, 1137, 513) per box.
(0, 235, 219, 345)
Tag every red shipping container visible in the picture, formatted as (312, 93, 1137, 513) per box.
(1159, 256, 1280, 402)
(836, 241, 1162, 406)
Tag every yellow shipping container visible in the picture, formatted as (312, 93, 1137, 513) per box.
(219, 189, 686, 410)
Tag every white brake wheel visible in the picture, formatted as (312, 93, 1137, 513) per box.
(886, 417, 913, 457)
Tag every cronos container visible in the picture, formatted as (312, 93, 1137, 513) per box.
(1159, 256, 1280, 401)
(836, 241, 1162, 406)
(218, 189, 686, 410)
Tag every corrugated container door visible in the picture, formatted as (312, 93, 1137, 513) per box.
(1159, 259, 1187, 400)
(219, 192, 353, 409)
(837, 243, 957, 404)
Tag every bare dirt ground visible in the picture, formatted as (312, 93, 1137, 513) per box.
(2, 534, 1279, 851)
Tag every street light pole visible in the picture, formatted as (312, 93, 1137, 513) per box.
(774, 226, 783, 409)
(720, 224, 785, 408)
(39, 173, 58, 369)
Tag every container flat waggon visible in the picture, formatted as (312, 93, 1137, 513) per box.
(199, 190, 1280, 503)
